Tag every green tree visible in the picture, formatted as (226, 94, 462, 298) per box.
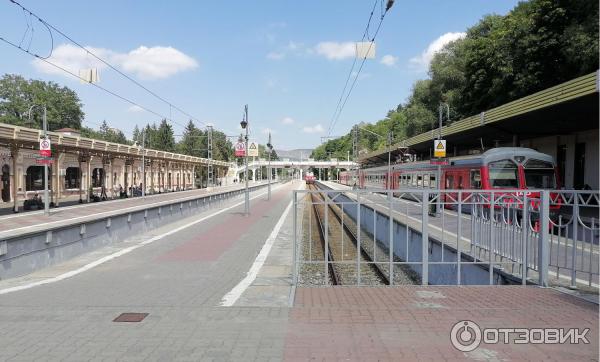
(177, 120, 203, 156)
(132, 125, 141, 144)
(313, 0, 599, 158)
(146, 119, 176, 152)
(0, 74, 84, 130)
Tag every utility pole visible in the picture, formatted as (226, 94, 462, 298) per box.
(436, 103, 450, 215)
(29, 105, 50, 216)
(267, 132, 273, 200)
(42, 106, 49, 216)
(207, 125, 213, 187)
(141, 130, 146, 198)
(352, 126, 359, 187)
(240, 105, 250, 215)
(387, 130, 393, 200)
(355, 126, 394, 199)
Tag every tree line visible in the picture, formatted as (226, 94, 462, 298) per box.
(0, 74, 251, 162)
(312, 0, 598, 160)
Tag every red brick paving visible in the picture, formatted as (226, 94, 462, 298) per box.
(158, 184, 290, 261)
(286, 286, 599, 361)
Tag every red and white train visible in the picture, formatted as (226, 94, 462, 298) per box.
(339, 147, 560, 208)
(304, 171, 316, 185)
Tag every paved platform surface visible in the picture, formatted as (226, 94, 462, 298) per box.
(0, 180, 597, 361)
(0, 181, 267, 240)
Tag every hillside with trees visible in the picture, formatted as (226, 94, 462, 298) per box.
(312, 0, 599, 160)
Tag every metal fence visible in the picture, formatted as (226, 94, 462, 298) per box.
(292, 187, 599, 288)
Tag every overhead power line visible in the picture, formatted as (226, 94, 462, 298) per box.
(326, 0, 378, 137)
(326, 0, 394, 138)
(4, 0, 209, 130)
(0, 37, 179, 126)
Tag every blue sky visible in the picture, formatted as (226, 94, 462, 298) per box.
(0, 0, 520, 150)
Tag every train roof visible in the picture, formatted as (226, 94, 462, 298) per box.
(353, 147, 555, 173)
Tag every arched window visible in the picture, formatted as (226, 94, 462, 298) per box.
(65, 167, 80, 189)
(26, 166, 52, 191)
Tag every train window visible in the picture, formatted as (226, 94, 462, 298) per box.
(446, 175, 454, 189)
(423, 174, 429, 187)
(430, 175, 436, 188)
(524, 159, 553, 169)
(488, 159, 518, 188)
(470, 170, 481, 189)
(458, 176, 463, 189)
(417, 175, 422, 187)
(524, 160, 556, 189)
(411, 174, 417, 187)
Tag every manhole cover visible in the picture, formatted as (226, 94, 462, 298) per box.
(113, 313, 149, 322)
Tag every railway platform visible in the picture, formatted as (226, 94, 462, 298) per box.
(0, 181, 597, 361)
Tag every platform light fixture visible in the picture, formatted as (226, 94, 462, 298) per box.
(241, 105, 249, 215)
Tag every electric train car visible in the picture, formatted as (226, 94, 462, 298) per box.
(339, 147, 560, 210)
(304, 172, 316, 185)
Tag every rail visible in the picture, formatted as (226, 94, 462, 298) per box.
(292, 186, 599, 288)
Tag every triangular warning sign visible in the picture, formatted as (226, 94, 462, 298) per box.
(436, 141, 444, 149)
(249, 143, 257, 149)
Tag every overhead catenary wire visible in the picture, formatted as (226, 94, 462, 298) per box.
(326, 0, 378, 137)
(5, 0, 209, 129)
(0, 36, 183, 129)
(326, 0, 392, 138)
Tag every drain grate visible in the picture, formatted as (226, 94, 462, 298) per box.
(113, 313, 149, 323)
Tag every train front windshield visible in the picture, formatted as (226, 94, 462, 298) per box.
(488, 160, 519, 187)
(523, 159, 556, 188)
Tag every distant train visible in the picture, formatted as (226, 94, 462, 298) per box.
(304, 172, 316, 185)
(339, 147, 561, 210)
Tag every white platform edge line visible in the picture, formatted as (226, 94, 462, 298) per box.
(220, 199, 294, 307)
(0, 185, 282, 295)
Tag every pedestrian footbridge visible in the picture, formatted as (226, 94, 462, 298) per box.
(233, 159, 357, 181)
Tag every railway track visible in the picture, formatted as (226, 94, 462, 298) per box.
(307, 184, 389, 285)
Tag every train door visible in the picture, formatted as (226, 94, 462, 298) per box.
(1, 164, 9, 202)
(469, 169, 482, 189)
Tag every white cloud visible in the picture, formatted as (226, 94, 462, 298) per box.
(287, 41, 300, 51)
(32, 43, 198, 80)
(266, 52, 285, 60)
(281, 117, 295, 125)
(114, 46, 198, 79)
(127, 105, 144, 113)
(410, 32, 466, 69)
(32, 44, 108, 76)
(380, 54, 398, 67)
(315, 41, 355, 60)
(302, 124, 325, 134)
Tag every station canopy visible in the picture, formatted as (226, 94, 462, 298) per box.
(359, 71, 599, 168)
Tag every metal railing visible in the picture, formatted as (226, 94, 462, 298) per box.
(292, 187, 599, 288)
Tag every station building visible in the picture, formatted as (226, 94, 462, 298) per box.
(0, 123, 230, 211)
(361, 71, 599, 189)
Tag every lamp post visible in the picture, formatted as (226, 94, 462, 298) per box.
(436, 103, 450, 215)
(28, 105, 50, 216)
(267, 132, 273, 200)
(358, 126, 393, 200)
(141, 130, 146, 198)
(241, 105, 249, 215)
